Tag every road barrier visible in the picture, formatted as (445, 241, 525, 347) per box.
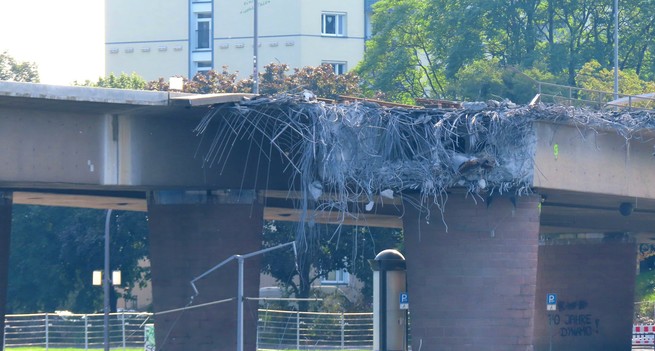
(633, 324, 655, 346)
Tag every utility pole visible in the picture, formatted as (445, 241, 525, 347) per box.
(613, 0, 619, 100)
(103, 209, 112, 351)
(253, 0, 259, 94)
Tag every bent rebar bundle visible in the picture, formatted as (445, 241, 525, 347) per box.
(194, 93, 655, 233)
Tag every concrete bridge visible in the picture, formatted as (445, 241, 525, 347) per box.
(1, 81, 655, 351)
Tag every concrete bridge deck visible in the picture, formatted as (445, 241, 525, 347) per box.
(1, 81, 654, 351)
(2, 81, 655, 239)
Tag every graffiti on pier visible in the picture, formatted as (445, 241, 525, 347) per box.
(547, 300, 600, 337)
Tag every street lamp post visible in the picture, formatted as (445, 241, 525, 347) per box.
(613, 0, 619, 100)
(253, 0, 259, 94)
(103, 209, 112, 351)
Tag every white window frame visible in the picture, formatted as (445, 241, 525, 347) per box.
(321, 13, 346, 37)
(195, 12, 212, 50)
(323, 61, 347, 75)
(321, 269, 350, 285)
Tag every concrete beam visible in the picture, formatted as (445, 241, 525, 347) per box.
(533, 121, 655, 199)
(0, 81, 169, 106)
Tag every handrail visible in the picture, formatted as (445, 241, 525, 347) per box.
(531, 79, 655, 112)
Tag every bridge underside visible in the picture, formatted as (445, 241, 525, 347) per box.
(11, 186, 655, 238)
(1, 82, 654, 350)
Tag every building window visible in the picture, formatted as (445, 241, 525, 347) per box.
(191, 61, 212, 77)
(321, 269, 350, 285)
(196, 61, 212, 72)
(322, 13, 346, 36)
(323, 61, 347, 75)
(195, 13, 212, 50)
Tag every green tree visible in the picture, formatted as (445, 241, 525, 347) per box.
(453, 59, 557, 104)
(8, 206, 149, 313)
(356, 0, 449, 102)
(619, 1, 655, 79)
(576, 59, 655, 105)
(0, 51, 39, 82)
(261, 221, 402, 312)
(455, 58, 505, 101)
(358, 0, 655, 102)
(484, 0, 541, 67)
(78, 72, 148, 90)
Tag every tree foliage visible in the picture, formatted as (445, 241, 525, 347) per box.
(261, 221, 402, 312)
(8, 206, 149, 313)
(357, 0, 655, 103)
(0, 51, 39, 82)
(576, 60, 655, 96)
(185, 67, 252, 94)
(95, 63, 360, 100)
(356, 0, 446, 103)
(142, 63, 361, 100)
(78, 73, 148, 90)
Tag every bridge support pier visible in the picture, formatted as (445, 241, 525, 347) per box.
(147, 190, 263, 351)
(532, 235, 636, 351)
(0, 192, 11, 350)
(403, 194, 541, 351)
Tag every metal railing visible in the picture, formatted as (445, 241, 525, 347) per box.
(534, 80, 655, 112)
(257, 309, 373, 350)
(3, 312, 151, 350)
(4, 309, 373, 351)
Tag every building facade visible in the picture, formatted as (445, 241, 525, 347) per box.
(106, 0, 370, 80)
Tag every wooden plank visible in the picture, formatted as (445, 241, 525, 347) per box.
(261, 189, 404, 206)
(13, 192, 147, 212)
(12, 192, 404, 229)
(264, 207, 403, 229)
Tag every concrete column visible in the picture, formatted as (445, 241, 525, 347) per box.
(0, 192, 11, 350)
(533, 235, 636, 351)
(147, 190, 263, 351)
(403, 194, 541, 351)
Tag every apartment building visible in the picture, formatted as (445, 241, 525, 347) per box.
(106, 0, 372, 80)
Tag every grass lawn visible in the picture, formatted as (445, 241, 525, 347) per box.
(5, 348, 144, 351)
(6, 349, 370, 351)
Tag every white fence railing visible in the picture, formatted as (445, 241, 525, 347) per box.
(4, 312, 151, 350)
(533, 80, 655, 112)
(257, 309, 373, 350)
(4, 310, 373, 351)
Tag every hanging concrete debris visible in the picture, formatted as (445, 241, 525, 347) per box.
(194, 93, 655, 232)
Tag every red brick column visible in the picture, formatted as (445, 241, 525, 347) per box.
(0, 193, 11, 350)
(147, 195, 263, 351)
(533, 237, 636, 351)
(403, 194, 541, 351)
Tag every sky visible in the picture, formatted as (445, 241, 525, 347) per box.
(0, 0, 105, 85)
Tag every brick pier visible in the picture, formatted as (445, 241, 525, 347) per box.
(147, 196, 263, 351)
(403, 195, 541, 351)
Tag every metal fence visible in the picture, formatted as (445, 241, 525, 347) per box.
(4, 310, 373, 351)
(533, 80, 655, 112)
(4, 312, 151, 350)
(257, 309, 373, 350)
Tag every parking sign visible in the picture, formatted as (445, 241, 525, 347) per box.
(547, 293, 557, 311)
(399, 292, 409, 310)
